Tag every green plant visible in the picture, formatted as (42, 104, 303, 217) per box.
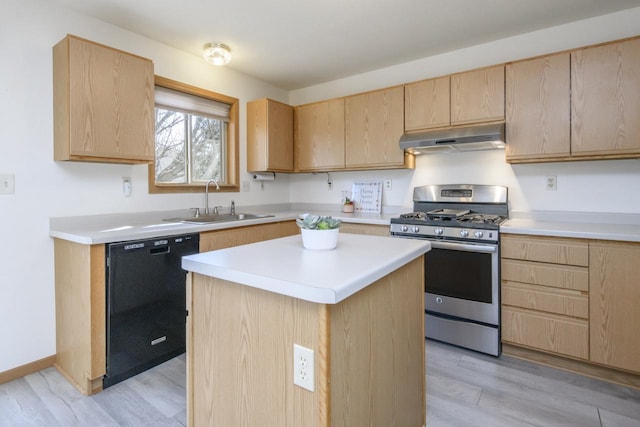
(296, 215, 342, 230)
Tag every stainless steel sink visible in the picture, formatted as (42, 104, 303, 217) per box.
(175, 213, 275, 224)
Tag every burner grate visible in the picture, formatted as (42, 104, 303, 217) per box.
(457, 214, 503, 224)
(426, 209, 470, 219)
(400, 212, 427, 219)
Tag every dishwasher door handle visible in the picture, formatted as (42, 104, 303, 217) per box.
(150, 246, 170, 255)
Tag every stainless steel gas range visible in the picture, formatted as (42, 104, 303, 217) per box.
(390, 184, 508, 356)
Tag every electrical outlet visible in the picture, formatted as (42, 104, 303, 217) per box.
(293, 344, 314, 392)
(122, 177, 132, 197)
(546, 176, 557, 191)
(384, 179, 392, 190)
(242, 181, 250, 192)
(0, 174, 15, 195)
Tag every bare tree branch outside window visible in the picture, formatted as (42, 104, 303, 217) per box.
(155, 108, 224, 184)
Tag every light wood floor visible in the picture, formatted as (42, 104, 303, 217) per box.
(425, 340, 640, 427)
(1, 340, 639, 426)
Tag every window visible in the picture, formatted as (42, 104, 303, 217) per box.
(149, 77, 239, 193)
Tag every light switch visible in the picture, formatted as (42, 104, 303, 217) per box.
(0, 174, 15, 195)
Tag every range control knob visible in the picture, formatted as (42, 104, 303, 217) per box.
(401, 225, 409, 232)
(460, 229, 469, 238)
(412, 226, 420, 233)
(474, 231, 484, 239)
(434, 227, 444, 235)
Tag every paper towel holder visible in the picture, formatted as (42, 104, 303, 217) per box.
(251, 171, 276, 190)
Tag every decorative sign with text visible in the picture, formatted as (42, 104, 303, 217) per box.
(352, 180, 383, 213)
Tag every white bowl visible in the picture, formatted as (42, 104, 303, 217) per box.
(301, 228, 339, 250)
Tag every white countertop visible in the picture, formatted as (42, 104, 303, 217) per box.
(501, 219, 640, 242)
(182, 233, 431, 304)
(49, 206, 398, 244)
(501, 211, 640, 243)
(50, 205, 640, 245)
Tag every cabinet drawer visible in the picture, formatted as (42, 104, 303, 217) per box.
(502, 307, 589, 359)
(502, 281, 588, 319)
(501, 259, 588, 291)
(501, 234, 588, 266)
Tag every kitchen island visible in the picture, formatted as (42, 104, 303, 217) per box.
(182, 232, 430, 427)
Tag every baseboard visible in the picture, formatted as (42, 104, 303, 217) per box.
(503, 343, 640, 390)
(0, 355, 56, 385)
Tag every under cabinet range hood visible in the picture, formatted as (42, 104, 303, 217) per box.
(399, 123, 505, 155)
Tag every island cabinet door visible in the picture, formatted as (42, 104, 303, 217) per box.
(329, 257, 425, 427)
(186, 257, 425, 427)
(187, 273, 330, 427)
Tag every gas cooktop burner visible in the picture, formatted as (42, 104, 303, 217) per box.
(457, 213, 504, 224)
(400, 212, 427, 219)
(426, 209, 470, 219)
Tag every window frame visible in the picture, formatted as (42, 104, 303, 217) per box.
(148, 75, 239, 194)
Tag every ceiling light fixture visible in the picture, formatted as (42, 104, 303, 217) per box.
(202, 42, 232, 66)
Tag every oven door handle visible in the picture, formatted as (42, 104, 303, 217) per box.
(429, 240, 497, 253)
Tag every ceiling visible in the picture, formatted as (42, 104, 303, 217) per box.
(52, 0, 640, 90)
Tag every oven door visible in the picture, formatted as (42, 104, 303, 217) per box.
(424, 239, 499, 326)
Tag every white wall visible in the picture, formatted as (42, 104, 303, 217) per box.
(288, 8, 640, 215)
(0, 0, 291, 372)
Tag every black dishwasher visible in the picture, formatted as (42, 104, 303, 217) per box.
(104, 233, 199, 388)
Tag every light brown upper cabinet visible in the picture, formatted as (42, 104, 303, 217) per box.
(505, 53, 571, 161)
(345, 86, 409, 169)
(404, 65, 504, 133)
(451, 65, 505, 126)
(571, 38, 640, 158)
(404, 76, 450, 131)
(507, 38, 640, 163)
(53, 35, 154, 164)
(247, 98, 294, 172)
(294, 99, 345, 171)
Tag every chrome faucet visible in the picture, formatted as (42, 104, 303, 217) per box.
(204, 179, 220, 215)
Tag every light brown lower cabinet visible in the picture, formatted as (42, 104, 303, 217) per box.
(501, 234, 590, 360)
(501, 234, 640, 382)
(501, 307, 589, 359)
(199, 220, 298, 252)
(186, 257, 425, 426)
(590, 240, 640, 373)
(54, 239, 106, 395)
(339, 222, 389, 236)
